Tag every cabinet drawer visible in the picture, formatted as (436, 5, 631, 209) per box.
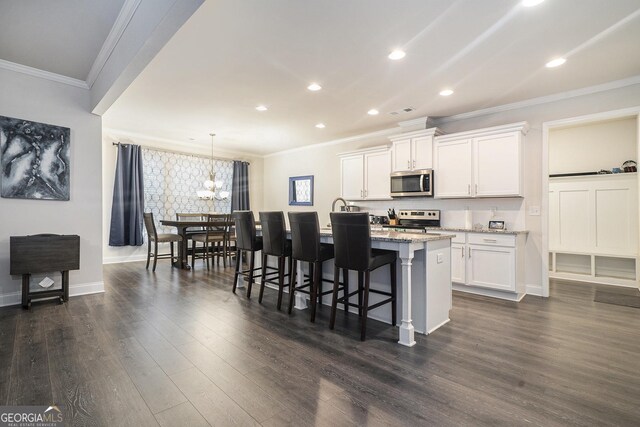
(468, 233, 515, 247)
(439, 232, 465, 244)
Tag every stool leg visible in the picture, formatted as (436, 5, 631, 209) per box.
(205, 242, 210, 270)
(288, 259, 297, 314)
(277, 256, 285, 310)
(361, 271, 371, 341)
(247, 250, 256, 298)
(191, 241, 196, 267)
(358, 271, 364, 317)
(310, 261, 319, 322)
(391, 260, 397, 327)
(329, 267, 340, 330)
(343, 268, 349, 315)
(170, 242, 175, 265)
(317, 261, 323, 308)
(259, 253, 267, 303)
(232, 250, 241, 294)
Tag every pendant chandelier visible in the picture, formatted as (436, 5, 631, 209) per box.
(197, 133, 230, 200)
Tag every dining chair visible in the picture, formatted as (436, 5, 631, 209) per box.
(191, 213, 227, 269)
(143, 212, 183, 272)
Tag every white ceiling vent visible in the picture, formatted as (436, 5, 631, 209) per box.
(389, 107, 415, 115)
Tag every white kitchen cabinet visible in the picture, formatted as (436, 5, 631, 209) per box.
(434, 122, 527, 198)
(390, 128, 442, 172)
(340, 154, 364, 200)
(434, 138, 473, 197)
(339, 146, 391, 200)
(442, 231, 526, 300)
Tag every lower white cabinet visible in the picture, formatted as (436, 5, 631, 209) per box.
(443, 231, 526, 300)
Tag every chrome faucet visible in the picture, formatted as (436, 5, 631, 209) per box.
(331, 197, 347, 212)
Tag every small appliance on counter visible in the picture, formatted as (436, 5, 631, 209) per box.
(382, 209, 440, 233)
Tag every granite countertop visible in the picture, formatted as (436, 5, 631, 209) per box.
(424, 226, 528, 235)
(318, 228, 452, 243)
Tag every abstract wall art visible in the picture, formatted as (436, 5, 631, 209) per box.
(0, 116, 70, 201)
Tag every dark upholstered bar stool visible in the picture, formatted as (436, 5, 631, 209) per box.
(258, 211, 293, 310)
(329, 212, 397, 341)
(232, 211, 263, 298)
(287, 212, 335, 322)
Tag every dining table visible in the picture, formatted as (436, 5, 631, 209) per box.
(160, 219, 232, 269)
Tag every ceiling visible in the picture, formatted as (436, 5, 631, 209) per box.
(103, 1, 640, 154)
(0, 0, 126, 80)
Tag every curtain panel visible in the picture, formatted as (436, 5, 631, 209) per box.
(109, 144, 145, 246)
(231, 161, 250, 211)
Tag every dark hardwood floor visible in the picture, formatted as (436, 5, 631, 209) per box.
(1, 260, 639, 426)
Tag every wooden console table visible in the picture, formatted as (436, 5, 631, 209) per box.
(10, 234, 80, 309)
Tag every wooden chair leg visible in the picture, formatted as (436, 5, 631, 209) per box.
(259, 253, 267, 303)
(317, 260, 323, 308)
(191, 240, 197, 267)
(277, 256, 285, 310)
(232, 250, 241, 294)
(246, 251, 255, 299)
(222, 238, 228, 268)
(146, 240, 151, 269)
(361, 271, 371, 341)
(310, 261, 320, 322)
(288, 259, 297, 314)
(170, 242, 175, 265)
(205, 242, 210, 270)
(391, 260, 397, 327)
(329, 267, 340, 330)
(152, 242, 159, 272)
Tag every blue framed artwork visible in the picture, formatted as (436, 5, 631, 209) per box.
(289, 175, 314, 206)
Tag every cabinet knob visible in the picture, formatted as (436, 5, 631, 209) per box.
(407, 160, 410, 168)
(412, 160, 416, 169)
(468, 184, 471, 195)
(462, 247, 465, 258)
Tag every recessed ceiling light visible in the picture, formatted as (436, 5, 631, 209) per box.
(315, 123, 326, 129)
(522, 0, 544, 7)
(307, 83, 322, 91)
(439, 89, 454, 97)
(546, 57, 566, 68)
(367, 109, 379, 116)
(388, 50, 406, 60)
(256, 105, 268, 111)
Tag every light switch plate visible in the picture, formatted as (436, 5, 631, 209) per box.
(437, 253, 443, 264)
(529, 206, 541, 216)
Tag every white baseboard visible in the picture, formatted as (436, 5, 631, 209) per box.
(0, 281, 105, 308)
(526, 283, 544, 296)
(103, 255, 147, 264)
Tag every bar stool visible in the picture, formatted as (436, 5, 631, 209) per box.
(287, 212, 336, 322)
(232, 211, 263, 298)
(258, 211, 293, 310)
(329, 212, 397, 341)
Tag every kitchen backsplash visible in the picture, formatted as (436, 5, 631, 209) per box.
(353, 198, 526, 231)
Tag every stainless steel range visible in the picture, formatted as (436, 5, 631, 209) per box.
(383, 209, 440, 233)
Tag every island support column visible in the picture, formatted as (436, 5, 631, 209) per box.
(398, 244, 417, 347)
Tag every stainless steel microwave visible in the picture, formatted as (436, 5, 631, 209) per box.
(390, 169, 433, 197)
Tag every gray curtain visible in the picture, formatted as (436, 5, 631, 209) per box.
(109, 144, 145, 246)
(231, 161, 250, 211)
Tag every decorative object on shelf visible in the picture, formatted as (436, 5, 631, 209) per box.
(198, 133, 230, 200)
(489, 220, 506, 230)
(0, 115, 70, 201)
(622, 160, 637, 172)
(288, 175, 314, 206)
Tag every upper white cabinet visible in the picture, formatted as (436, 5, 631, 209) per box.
(434, 122, 528, 198)
(390, 128, 443, 172)
(339, 146, 392, 200)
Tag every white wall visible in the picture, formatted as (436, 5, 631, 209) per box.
(0, 68, 103, 307)
(102, 131, 264, 263)
(549, 117, 637, 174)
(262, 82, 640, 295)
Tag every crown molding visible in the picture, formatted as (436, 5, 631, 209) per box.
(103, 127, 262, 160)
(0, 59, 89, 89)
(435, 121, 529, 143)
(264, 126, 401, 158)
(86, 0, 142, 88)
(436, 74, 640, 124)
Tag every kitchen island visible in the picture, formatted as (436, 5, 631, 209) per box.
(241, 229, 453, 347)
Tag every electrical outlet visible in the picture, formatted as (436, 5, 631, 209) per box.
(529, 206, 541, 216)
(437, 253, 443, 264)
